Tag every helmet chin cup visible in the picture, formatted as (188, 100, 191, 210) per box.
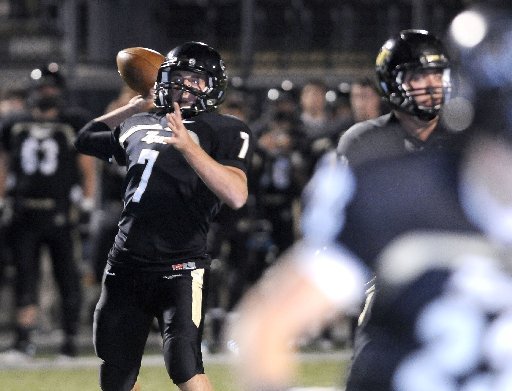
(415, 108, 438, 121)
(390, 93, 403, 106)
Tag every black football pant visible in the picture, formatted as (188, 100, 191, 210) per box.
(11, 212, 82, 337)
(345, 326, 405, 391)
(94, 263, 210, 391)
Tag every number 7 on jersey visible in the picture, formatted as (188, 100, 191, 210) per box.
(132, 149, 159, 203)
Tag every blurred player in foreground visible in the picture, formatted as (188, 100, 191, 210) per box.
(75, 42, 253, 391)
(229, 3, 512, 391)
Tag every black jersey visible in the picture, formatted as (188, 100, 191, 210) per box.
(340, 150, 477, 265)
(337, 113, 465, 166)
(0, 112, 81, 209)
(75, 110, 253, 268)
(303, 149, 477, 268)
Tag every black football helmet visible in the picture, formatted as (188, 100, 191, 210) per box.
(376, 29, 451, 121)
(154, 41, 227, 116)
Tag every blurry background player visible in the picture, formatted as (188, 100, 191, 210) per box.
(337, 28, 465, 352)
(334, 28, 462, 350)
(0, 88, 28, 118)
(336, 28, 472, 391)
(0, 64, 95, 361)
(75, 42, 252, 391)
(28, 62, 97, 269)
(338, 29, 462, 166)
(229, 3, 512, 390)
(297, 79, 345, 174)
(348, 77, 385, 124)
(0, 87, 27, 301)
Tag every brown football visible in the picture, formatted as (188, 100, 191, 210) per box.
(116, 47, 165, 96)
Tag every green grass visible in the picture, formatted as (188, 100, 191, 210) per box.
(0, 357, 346, 390)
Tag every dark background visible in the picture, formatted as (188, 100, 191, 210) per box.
(0, 0, 468, 116)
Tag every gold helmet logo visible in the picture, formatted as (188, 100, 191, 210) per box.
(376, 48, 391, 67)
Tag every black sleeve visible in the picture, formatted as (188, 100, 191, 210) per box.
(0, 112, 29, 152)
(75, 120, 124, 163)
(214, 116, 254, 174)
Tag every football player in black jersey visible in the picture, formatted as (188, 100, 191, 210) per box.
(0, 67, 95, 361)
(75, 41, 253, 391)
(335, 28, 467, 387)
(337, 29, 463, 165)
(332, 28, 467, 383)
(230, 4, 512, 391)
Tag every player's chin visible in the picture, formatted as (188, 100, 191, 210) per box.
(416, 97, 443, 108)
(179, 96, 197, 106)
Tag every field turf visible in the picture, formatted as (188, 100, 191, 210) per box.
(0, 353, 347, 390)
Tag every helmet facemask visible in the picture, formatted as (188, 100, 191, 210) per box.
(155, 67, 210, 117)
(391, 67, 452, 121)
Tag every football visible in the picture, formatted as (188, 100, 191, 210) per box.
(116, 47, 165, 96)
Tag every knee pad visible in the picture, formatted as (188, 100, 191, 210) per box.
(164, 337, 204, 384)
(99, 361, 139, 391)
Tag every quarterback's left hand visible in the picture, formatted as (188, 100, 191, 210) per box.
(163, 102, 195, 152)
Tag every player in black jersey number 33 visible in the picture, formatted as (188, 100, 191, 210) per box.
(75, 42, 253, 391)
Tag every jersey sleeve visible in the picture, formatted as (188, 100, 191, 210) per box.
(74, 120, 126, 165)
(0, 113, 27, 152)
(336, 122, 369, 164)
(214, 116, 253, 173)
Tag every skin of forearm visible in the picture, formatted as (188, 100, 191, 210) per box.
(95, 96, 153, 129)
(180, 140, 248, 209)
